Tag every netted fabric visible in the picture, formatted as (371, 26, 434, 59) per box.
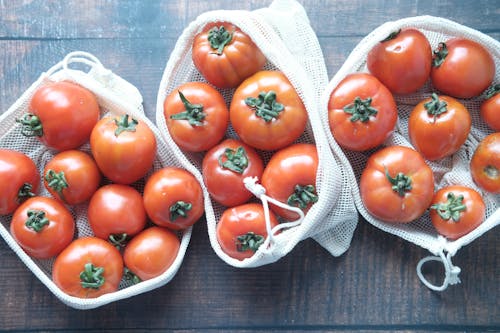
(155, 0, 358, 267)
(320, 16, 500, 290)
(0, 52, 197, 309)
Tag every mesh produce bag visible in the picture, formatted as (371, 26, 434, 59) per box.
(0, 51, 198, 309)
(320, 16, 500, 291)
(156, 0, 359, 267)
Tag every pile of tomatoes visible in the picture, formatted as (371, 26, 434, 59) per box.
(327, 28, 499, 240)
(1, 80, 205, 298)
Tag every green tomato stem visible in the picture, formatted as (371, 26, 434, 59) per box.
(80, 263, 105, 289)
(16, 113, 43, 137)
(170, 200, 192, 221)
(430, 192, 466, 222)
(244, 91, 284, 122)
(169, 91, 206, 126)
(114, 114, 138, 136)
(218, 146, 249, 174)
(344, 97, 378, 123)
(236, 232, 265, 253)
(432, 42, 448, 67)
(25, 209, 50, 232)
(287, 184, 318, 209)
(385, 167, 412, 197)
(208, 25, 233, 55)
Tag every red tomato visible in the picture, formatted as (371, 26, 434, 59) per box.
(360, 146, 435, 223)
(10, 197, 74, 259)
(480, 84, 500, 131)
(367, 28, 432, 94)
(431, 38, 495, 98)
(470, 133, 500, 193)
(123, 227, 180, 281)
(192, 22, 267, 88)
(43, 150, 102, 205)
(408, 94, 471, 161)
(202, 139, 264, 207)
(261, 143, 318, 221)
(230, 71, 307, 151)
(216, 203, 279, 261)
(87, 184, 147, 246)
(90, 114, 157, 184)
(52, 237, 123, 298)
(328, 73, 398, 151)
(430, 185, 485, 240)
(0, 149, 40, 215)
(163, 82, 229, 152)
(17, 81, 100, 151)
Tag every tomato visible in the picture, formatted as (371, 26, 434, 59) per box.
(90, 114, 157, 184)
(360, 146, 435, 223)
(328, 73, 398, 151)
(202, 139, 264, 207)
(17, 81, 100, 151)
(367, 28, 432, 94)
(216, 203, 279, 261)
(230, 70, 307, 151)
(470, 132, 500, 193)
(143, 167, 204, 230)
(192, 22, 267, 88)
(408, 93, 471, 161)
(0, 149, 40, 215)
(480, 84, 500, 131)
(123, 227, 180, 281)
(43, 150, 102, 205)
(430, 185, 485, 240)
(261, 143, 318, 221)
(431, 38, 495, 98)
(10, 197, 74, 259)
(52, 237, 123, 298)
(87, 184, 147, 246)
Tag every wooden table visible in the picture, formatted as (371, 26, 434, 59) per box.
(1, 1, 498, 331)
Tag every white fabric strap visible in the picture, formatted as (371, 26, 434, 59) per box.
(416, 250, 461, 291)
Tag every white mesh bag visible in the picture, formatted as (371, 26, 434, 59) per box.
(156, 0, 359, 268)
(320, 16, 500, 291)
(0, 51, 198, 309)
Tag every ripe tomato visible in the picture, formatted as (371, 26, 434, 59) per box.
(202, 139, 264, 207)
(10, 197, 74, 259)
(90, 114, 157, 184)
(52, 237, 123, 298)
(430, 185, 485, 240)
(87, 184, 147, 246)
(230, 70, 307, 151)
(261, 143, 318, 221)
(123, 227, 180, 281)
(192, 22, 266, 88)
(0, 149, 40, 215)
(360, 146, 435, 223)
(143, 167, 204, 230)
(17, 81, 100, 151)
(408, 93, 471, 161)
(43, 150, 101, 205)
(480, 84, 500, 131)
(470, 132, 500, 193)
(431, 38, 495, 98)
(328, 73, 397, 151)
(163, 82, 229, 152)
(367, 28, 432, 94)
(216, 203, 279, 261)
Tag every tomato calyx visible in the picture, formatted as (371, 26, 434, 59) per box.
(344, 97, 378, 122)
(114, 114, 138, 136)
(218, 146, 248, 174)
(385, 167, 412, 197)
(124, 267, 141, 285)
(170, 200, 192, 221)
(109, 233, 129, 249)
(236, 232, 264, 253)
(432, 42, 449, 67)
(208, 25, 233, 55)
(17, 183, 36, 204)
(169, 91, 206, 126)
(424, 93, 448, 122)
(25, 209, 50, 232)
(16, 113, 43, 137)
(45, 169, 68, 201)
(430, 192, 466, 222)
(485, 83, 500, 99)
(80, 263, 105, 289)
(287, 184, 318, 210)
(245, 91, 285, 122)
(380, 29, 401, 43)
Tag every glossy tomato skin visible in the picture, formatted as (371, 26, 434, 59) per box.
(480, 85, 500, 131)
(143, 167, 204, 230)
(431, 38, 495, 98)
(43, 150, 102, 205)
(10, 197, 75, 259)
(0, 149, 40, 215)
(24, 81, 100, 151)
(470, 133, 500, 193)
(367, 28, 432, 94)
(261, 143, 318, 221)
(409, 94, 471, 161)
(163, 82, 229, 152)
(192, 22, 266, 88)
(90, 114, 157, 184)
(216, 203, 279, 261)
(52, 237, 123, 298)
(202, 139, 264, 207)
(430, 185, 485, 240)
(230, 71, 307, 151)
(328, 73, 397, 151)
(123, 227, 180, 281)
(360, 146, 435, 223)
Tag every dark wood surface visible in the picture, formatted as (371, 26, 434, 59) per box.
(1, 1, 499, 332)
